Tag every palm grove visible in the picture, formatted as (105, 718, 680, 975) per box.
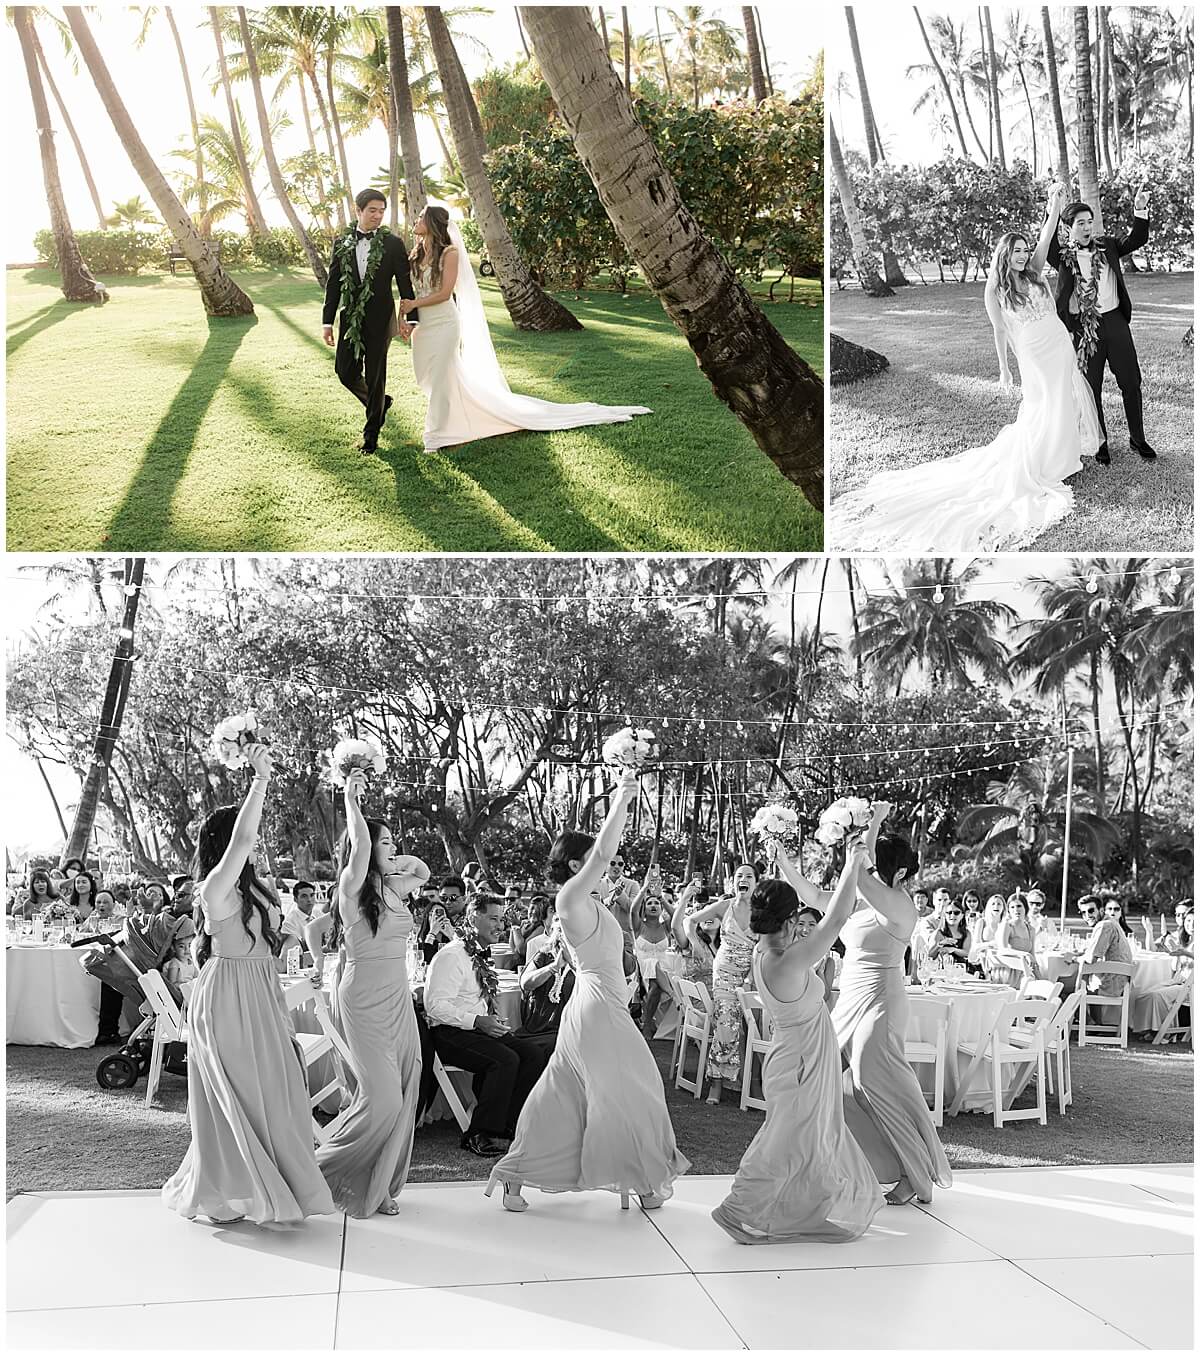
(7, 556, 1193, 911)
(15, 5, 824, 499)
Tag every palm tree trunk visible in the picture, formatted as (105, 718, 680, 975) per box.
(846, 8, 882, 163)
(65, 7, 250, 315)
(956, 71, 989, 160)
(984, 8, 1005, 170)
(387, 5, 427, 234)
(1112, 680, 1141, 880)
(439, 14, 488, 158)
(62, 559, 146, 862)
(1097, 21, 1112, 175)
(1041, 6, 1070, 185)
(17, 8, 108, 303)
(1072, 6, 1102, 227)
(516, 8, 530, 59)
(598, 7, 609, 62)
(308, 68, 345, 228)
(1015, 57, 1038, 175)
(1089, 651, 1105, 813)
(621, 7, 631, 94)
(978, 10, 993, 162)
(35, 759, 69, 839)
(1099, 9, 1122, 166)
(165, 7, 207, 234)
(31, 23, 105, 229)
(654, 7, 673, 97)
(324, 49, 356, 219)
(523, 4, 823, 501)
(211, 7, 269, 238)
(754, 6, 774, 94)
(844, 559, 864, 699)
(425, 6, 581, 331)
(830, 122, 893, 298)
(913, 8, 970, 159)
(297, 78, 331, 232)
(236, 7, 327, 285)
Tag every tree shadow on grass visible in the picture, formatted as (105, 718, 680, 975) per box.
(5, 300, 87, 359)
(102, 314, 258, 548)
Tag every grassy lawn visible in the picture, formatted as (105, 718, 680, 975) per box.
(5, 1034, 1190, 1200)
(828, 272, 1194, 552)
(5, 267, 822, 553)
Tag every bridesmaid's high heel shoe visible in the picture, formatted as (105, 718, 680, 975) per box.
(638, 1192, 665, 1210)
(620, 1190, 630, 1210)
(885, 1177, 917, 1206)
(484, 1177, 528, 1212)
(375, 1198, 400, 1216)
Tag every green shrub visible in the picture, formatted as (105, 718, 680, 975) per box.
(32, 226, 168, 275)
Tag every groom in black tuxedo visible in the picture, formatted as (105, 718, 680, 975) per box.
(1046, 189, 1154, 466)
(321, 189, 418, 455)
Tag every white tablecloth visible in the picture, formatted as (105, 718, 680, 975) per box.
(7, 944, 102, 1047)
(905, 984, 1016, 1113)
(1037, 947, 1173, 995)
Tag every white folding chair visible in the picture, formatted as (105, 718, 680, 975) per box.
(660, 971, 687, 1079)
(1008, 989, 1082, 1115)
(674, 978, 714, 1099)
(137, 969, 186, 1107)
(431, 1053, 475, 1133)
(1152, 969, 1194, 1046)
(736, 987, 773, 1112)
(1018, 977, 1064, 1004)
(1076, 961, 1135, 1048)
(904, 994, 949, 1127)
(281, 976, 357, 1143)
(948, 998, 1051, 1128)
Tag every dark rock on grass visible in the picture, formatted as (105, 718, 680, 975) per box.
(831, 332, 889, 387)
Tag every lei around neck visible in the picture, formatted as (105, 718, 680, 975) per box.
(337, 225, 390, 361)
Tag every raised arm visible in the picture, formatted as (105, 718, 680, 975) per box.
(787, 839, 870, 971)
(557, 769, 639, 932)
(771, 838, 833, 910)
(201, 743, 273, 923)
(670, 884, 700, 947)
(1031, 182, 1067, 275)
(337, 770, 371, 926)
(1117, 184, 1150, 256)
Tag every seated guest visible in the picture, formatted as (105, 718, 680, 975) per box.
(1025, 888, 1051, 935)
(418, 874, 467, 962)
(143, 881, 172, 915)
(1132, 907, 1193, 1039)
(67, 870, 99, 923)
(163, 927, 198, 987)
(423, 895, 548, 1156)
(1161, 900, 1193, 953)
(281, 880, 319, 958)
(969, 894, 1007, 972)
(961, 887, 983, 924)
(171, 876, 195, 913)
(927, 901, 971, 966)
(1078, 893, 1134, 1011)
(990, 893, 1038, 987)
(9, 869, 57, 917)
(508, 893, 552, 964)
(83, 888, 122, 932)
(910, 889, 942, 970)
(518, 908, 576, 1055)
(1102, 896, 1134, 937)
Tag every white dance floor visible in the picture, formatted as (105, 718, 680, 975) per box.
(7, 1165, 1193, 1350)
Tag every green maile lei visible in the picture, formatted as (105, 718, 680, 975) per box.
(1062, 243, 1101, 373)
(451, 915, 499, 1013)
(337, 225, 390, 362)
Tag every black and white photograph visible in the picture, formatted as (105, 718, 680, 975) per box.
(828, 5, 1194, 553)
(4, 551, 1193, 1348)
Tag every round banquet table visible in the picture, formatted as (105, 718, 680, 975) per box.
(904, 982, 1018, 1113)
(7, 943, 101, 1047)
(1036, 946, 1174, 996)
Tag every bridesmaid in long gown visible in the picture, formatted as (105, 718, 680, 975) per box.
(163, 744, 335, 1227)
(776, 813, 952, 1205)
(485, 769, 689, 1212)
(315, 770, 429, 1217)
(712, 837, 883, 1244)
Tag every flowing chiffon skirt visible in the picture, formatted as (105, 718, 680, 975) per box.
(162, 955, 335, 1225)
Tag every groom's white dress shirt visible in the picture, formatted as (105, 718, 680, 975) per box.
(355, 233, 372, 282)
(424, 938, 487, 1029)
(1074, 209, 1148, 314)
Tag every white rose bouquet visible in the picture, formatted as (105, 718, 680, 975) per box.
(814, 795, 872, 847)
(749, 803, 799, 848)
(601, 726, 658, 771)
(210, 710, 262, 770)
(328, 736, 387, 787)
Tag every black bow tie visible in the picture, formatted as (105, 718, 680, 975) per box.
(1075, 244, 1095, 253)
(355, 230, 376, 241)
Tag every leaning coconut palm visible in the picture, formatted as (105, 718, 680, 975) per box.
(520, 5, 821, 500)
(830, 122, 892, 298)
(136, 7, 208, 232)
(423, 6, 581, 331)
(14, 6, 107, 303)
(388, 3, 427, 233)
(209, 5, 268, 238)
(235, 6, 327, 286)
(64, 5, 252, 316)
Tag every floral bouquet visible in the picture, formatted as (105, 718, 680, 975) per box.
(814, 796, 873, 847)
(328, 736, 387, 788)
(749, 803, 799, 853)
(210, 710, 262, 770)
(601, 726, 659, 771)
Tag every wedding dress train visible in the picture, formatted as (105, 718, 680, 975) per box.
(829, 287, 1102, 551)
(410, 226, 651, 452)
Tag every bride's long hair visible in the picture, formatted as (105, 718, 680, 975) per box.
(409, 204, 453, 291)
(990, 233, 1047, 312)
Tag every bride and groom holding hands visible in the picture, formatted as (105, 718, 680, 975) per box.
(321, 188, 650, 457)
(833, 179, 1157, 553)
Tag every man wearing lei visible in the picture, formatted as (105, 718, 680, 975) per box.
(423, 894, 548, 1157)
(321, 188, 419, 456)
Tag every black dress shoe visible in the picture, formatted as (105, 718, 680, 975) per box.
(93, 1033, 122, 1047)
(383, 395, 393, 417)
(462, 1133, 507, 1157)
(1131, 439, 1157, 460)
(357, 441, 378, 456)
(1095, 443, 1111, 466)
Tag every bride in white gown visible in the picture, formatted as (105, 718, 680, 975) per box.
(398, 205, 651, 453)
(830, 182, 1102, 551)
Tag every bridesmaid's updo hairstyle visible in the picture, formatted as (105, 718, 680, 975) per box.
(874, 833, 919, 888)
(193, 806, 281, 966)
(548, 830, 595, 884)
(410, 204, 453, 290)
(335, 817, 390, 937)
(749, 879, 799, 936)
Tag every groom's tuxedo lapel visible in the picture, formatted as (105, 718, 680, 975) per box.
(1047, 215, 1149, 334)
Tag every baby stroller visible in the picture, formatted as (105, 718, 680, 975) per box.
(80, 913, 190, 1092)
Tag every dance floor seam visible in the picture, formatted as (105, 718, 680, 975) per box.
(8, 1165, 1192, 1350)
